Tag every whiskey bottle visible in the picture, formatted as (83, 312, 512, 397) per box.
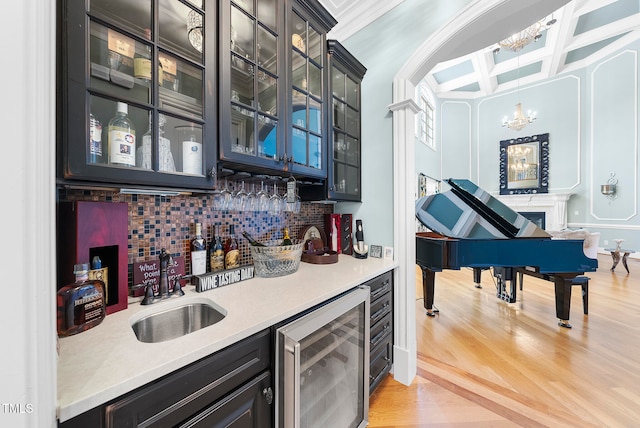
(224, 224, 240, 269)
(56, 264, 106, 337)
(191, 222, 207, 276)
(108, 102, 136, 166)
(210, 225, 225, 272)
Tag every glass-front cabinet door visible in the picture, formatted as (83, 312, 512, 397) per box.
(59, 0, 217, 190)
(327, 40, 366, 201)
(219, 0, 282, 171)
(300, 40, 366, 201)
(288, 8, 325, 177)
(219, 0, 335, 179)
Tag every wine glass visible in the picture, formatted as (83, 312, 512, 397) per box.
(235, 181, 248, 211)
(219, 179, 234, 211)
(212, 187, 225, 211)
(245, 182, 258, 211)
(257, 182, 270, 212)
(269, 183, 283, 214)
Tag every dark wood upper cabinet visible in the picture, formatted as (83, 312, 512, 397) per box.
(300, 39, 366, 201)
(58, 0, 218, 190)
(57, 0, 361, 191)
(218, 0, 336, 180)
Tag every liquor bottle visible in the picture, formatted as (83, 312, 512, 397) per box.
(242, 230, 265, 246)
(134, 29, 152, 81)
(89, 113, 103, 164)
(136, 111, 153, 169)
(282, 227, 293, 246)
(190, 222, 207, 276)
(210, 225, 225, 272)
(108, 102, 136, 166)
(157, 113, 176, 172)
(56, 263, 106, 337)
(224, 224, 240, 269)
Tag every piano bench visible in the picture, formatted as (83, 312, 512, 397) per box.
(519, 273, 589, 314)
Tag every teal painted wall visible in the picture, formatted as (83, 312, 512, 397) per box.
(334, 0, 474, 249)
(438, 41, 640, 251)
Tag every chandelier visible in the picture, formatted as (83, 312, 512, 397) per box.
(503, 102, 536, 131)
(187, 9, 203, 52)
(498, 21, 543, 52)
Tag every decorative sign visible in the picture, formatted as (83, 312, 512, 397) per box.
(159, 54, 177, 75)
(194, 265, 255, 292)
(133, 256, 185, 295)
(107, 29, 135, 58)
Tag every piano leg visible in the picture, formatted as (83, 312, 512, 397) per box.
(472, 268, 483, 288)
(421, 267, 439, 317)
(554, 276, 573, 328)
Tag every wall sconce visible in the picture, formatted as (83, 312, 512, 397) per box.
(600, 172, 618, 200)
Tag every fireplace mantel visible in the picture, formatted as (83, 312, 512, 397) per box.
(496, 193, 573, 231)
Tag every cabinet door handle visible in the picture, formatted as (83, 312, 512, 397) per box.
(262, 386, 273, 405)
(207, 168, 216, 180)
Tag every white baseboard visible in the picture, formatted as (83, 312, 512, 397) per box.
(392, 344, 416, 386)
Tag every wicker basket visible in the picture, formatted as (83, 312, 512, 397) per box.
(250, 239, 304, 278)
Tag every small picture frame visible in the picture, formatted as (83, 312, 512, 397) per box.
(370, 245, 383, 258)
(383, 246, 394, 260)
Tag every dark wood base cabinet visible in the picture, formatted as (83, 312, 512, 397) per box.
(365, 271, 393, 394)
(59, 329, 272, 428)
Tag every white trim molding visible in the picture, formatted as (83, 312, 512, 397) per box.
(388, 85, 420, 386)
(590, 49, 638, 222)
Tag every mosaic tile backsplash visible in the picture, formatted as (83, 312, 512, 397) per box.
(58, 183, 333, 288)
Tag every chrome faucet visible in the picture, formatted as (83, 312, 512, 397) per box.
(141, 248, 185, 305)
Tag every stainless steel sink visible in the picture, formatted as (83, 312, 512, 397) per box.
(131, 298, 226, 343)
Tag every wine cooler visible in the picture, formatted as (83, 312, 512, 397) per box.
(275, 286, 370, 428)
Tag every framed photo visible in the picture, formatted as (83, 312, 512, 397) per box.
(369, 245, 382, 258)
(499, 133, 549, 195)
(383, 246, 394, 260)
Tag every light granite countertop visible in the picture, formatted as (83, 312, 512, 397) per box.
(57, 255, 397, 422)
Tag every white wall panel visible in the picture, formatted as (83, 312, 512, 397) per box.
(590, 50, 638, 221)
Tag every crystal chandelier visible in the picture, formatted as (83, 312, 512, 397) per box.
(498, 21, 543, 52)
(501, 39, 537, 131)
(187, 9, 203, 52)
(503, 102, 536, 131)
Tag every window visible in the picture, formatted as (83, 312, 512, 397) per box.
(417, 83, 435, 149)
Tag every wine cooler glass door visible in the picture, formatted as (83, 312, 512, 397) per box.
(277, 286, 370, 428)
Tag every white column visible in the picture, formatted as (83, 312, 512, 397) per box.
(1, 1, 57, 427)
(388, 79, 420, 386)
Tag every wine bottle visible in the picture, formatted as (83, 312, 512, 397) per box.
(242, 230, 266, 246)
(282, 227, 293, 246)
(210, 225, 225, 272)
(224, 224, 240, 269)
(108, 102, 136, 166)
(89, 113, 103, 164)
(190, 222, 207, 276)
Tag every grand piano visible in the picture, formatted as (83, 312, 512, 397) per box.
(415, 178, 598, 328)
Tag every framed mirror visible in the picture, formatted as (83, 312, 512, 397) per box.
(499, 133, 549, 195)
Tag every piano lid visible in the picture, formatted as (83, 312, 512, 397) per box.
(415, 178, 550, 239)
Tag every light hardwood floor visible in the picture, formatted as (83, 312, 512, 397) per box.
(368, 254, 640, 427)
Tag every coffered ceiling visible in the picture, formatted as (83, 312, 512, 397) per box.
(320, 0, 640, 99)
